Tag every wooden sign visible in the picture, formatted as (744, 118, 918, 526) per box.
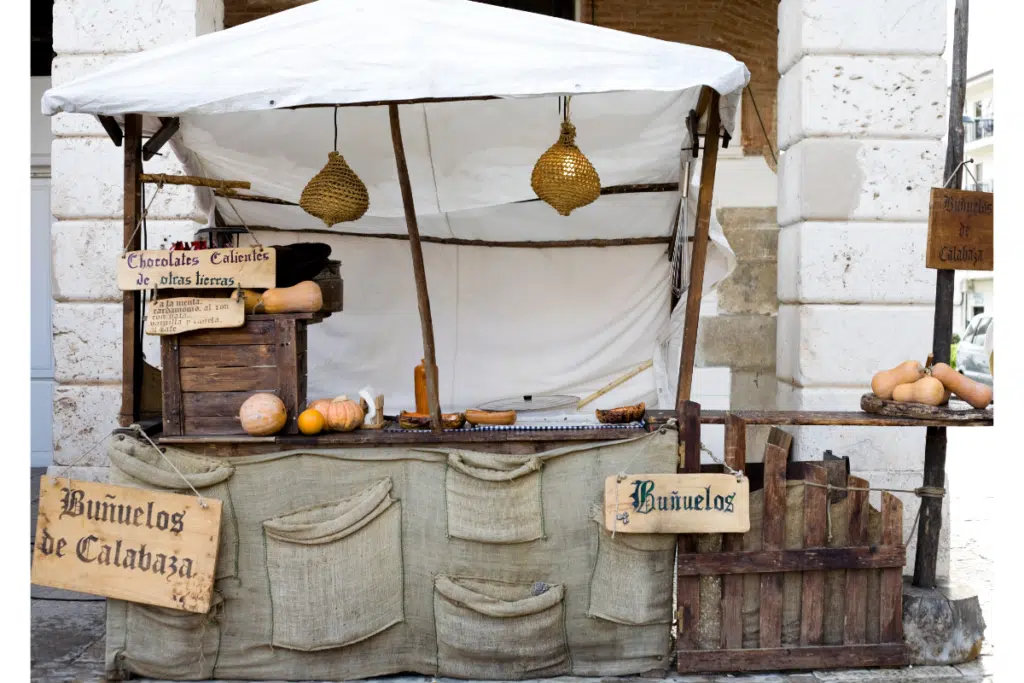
(926, 188, 993, 270)
(31, 477, 222, 613)
(604, 473, 750, 534)
(117, 247, 276, 290)
(145, 295, 245, 335)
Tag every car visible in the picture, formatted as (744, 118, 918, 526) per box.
(957, 313, 993, 390)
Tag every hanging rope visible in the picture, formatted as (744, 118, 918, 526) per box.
(610, 420, 676, 537)
(744, 85, 777, 168)
(802, 480, 944, 544)
(129, 425, 209, 508)
(121, 182, 166, 254)
(333, 105, 339, 153)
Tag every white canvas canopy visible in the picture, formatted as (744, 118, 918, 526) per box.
(43, 0, 751, 414)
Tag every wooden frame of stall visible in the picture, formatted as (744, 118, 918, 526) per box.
(108, 82, 991, 674)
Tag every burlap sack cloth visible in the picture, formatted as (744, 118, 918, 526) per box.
(105, 429, 678, 681)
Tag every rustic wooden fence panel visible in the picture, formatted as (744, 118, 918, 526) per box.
(676, 420, 908, 673)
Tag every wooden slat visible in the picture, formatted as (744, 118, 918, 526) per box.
(183, 416, 245, 435)
(178, 344, 276, 368)
(800, 464, 828, 646)
(675, 643, 908, 673)
(275, 318, 300, 434)
(676, 400, 702, 653)
(182, 391, 276, 417)
(767, 426, 793, 455)
(880, 492, 905, 643)
(844, 476, 870, 644)
(677, 546, 906, 575)
(119, 114, 143, 427)
(646, 409, 992, 428)
(178, 320, 276, 345)
(179, 366, 278, 392)
(721, 414, 746, 649)
(759, 443, 787, 648)
(159, 336, 183, 436)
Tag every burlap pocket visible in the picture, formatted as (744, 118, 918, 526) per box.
(434, 576, 569, 679)
(123, 592, 223, 680)
(263, 478, 404, 651)
(445, 451, 544, 544)
(587, 515, 675, 625)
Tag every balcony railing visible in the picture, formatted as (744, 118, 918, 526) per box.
(965, 117, 994, 143)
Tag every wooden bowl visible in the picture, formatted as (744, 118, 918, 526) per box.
(398, 411, 466, 430)
(595, 402, 646, 425)
(465, 409, 517, 426)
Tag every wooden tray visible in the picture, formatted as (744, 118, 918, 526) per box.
(860, 393, 992, 423)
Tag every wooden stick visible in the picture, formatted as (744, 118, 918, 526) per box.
(215, 190, 297, 206)
(915, 0, 969, 590)
(676, 400, 702, 657)
(142, 117, 180, 161)
(575, 360, 653, 410)
(675, 90, 721, 411)
(141, 173, 251, 190)
(389, 103, 442, 432)
(120, 114, 144, 427)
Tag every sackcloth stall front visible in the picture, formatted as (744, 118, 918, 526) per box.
(42, 0, 750, 678)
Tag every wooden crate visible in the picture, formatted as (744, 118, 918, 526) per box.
(160, 313, 316, 436)
(676, 423, 907, 673)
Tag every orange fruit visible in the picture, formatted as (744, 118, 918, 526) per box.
(297, 408, 326, 435)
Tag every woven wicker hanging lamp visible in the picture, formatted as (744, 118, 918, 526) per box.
(299, 106, 370, 226)
(530, 96, 601, 216)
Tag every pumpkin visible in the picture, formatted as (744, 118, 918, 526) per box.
(891, 376, 947, 406)
(241, 289, 264, 314)
(930, 363, 993, 409)
(308, 398, 334, 419)
(297, 408, 326, 435)
(259, 281, 323, 314)
(326, 396, 364, 432)
(239, 393, 287, 435)
(871, 360, 925, 400)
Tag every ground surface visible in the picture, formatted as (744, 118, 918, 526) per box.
(30, 437, 997, 682)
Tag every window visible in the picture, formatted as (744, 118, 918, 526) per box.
(970, 317, 992, 344)
(974, 101, 984, 118)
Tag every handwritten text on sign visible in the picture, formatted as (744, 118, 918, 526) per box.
(31, 478, 222, 613)
(117, 247, 276, 290)
(145, 296, 245, 335)
(604, 473, 750, 534)
(926, 188, 993, 270)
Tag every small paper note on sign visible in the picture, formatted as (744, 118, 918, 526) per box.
(145, 296, 245, 335)
(604, 473, 750, 534)
(117, 247, 276, 290)
(31, 478, 222, 613)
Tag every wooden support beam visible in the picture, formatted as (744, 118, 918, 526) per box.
(142, 117, 180, 161)
(97, 115, 123, 147)
(915, 0, 969, 590)
(119, 114, 144, 427)
(142, 174, 250, 189)
(676, 400, 702, 653)
(389, 103, 442, 432)
(677, 546, 907, 575)
(675, 91, 721, 408)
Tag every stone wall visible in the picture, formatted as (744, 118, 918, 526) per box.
(48, 0, 222, 476)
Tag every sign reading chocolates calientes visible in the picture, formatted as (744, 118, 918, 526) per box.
(117, 247, 276, 290)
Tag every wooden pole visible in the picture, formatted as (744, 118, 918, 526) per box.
(389, 103, 443, 431)
(675, 90, 721, 415)
(119, 114, 144, 427)
(914, 0, 969, 589)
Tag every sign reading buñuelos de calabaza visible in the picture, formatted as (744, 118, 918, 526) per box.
(31, 477, 222, 613)
(603, 473, 750, 534)
(117, 246, 276, 290)
(926, 188, 993, 270)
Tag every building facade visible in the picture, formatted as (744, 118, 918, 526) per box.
(37, 0, 951, 575)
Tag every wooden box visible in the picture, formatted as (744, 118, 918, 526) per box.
(313, 260, 343, 316)
(160, 313, 317, 436)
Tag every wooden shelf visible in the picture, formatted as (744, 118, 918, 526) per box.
(647, 409, 992, 429)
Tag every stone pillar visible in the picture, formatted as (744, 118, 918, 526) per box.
(776, 0, 950, 576)
(48, 0, 223, 479)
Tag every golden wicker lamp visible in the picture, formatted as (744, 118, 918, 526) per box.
(530, 96, 601, 216)
(300, 106, 370, 225)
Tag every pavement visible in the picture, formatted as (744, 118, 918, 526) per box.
(30, 450, 997, 683)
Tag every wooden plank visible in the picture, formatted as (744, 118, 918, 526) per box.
(844, 475, 870, 644)
(179, 366, 278, 393)
(178, 320, 276, 345)
(389, 103, 442, 432)
(182, 391, 276, 418)
(800, 464, 828, 646)
(97, 115, 123, 147)
(604, 473, 749, 533)
(142, 117, 180, 161)
(118, 247, 275, 290)
(676, 400, 702, 653)
(120, 114, 143, 428)
(144, 296, 245, 335)
(675, 643, 908, 673)
(677, 546, 906, 575)
(880, 492, 904, 643)
(179, 344, 276, 368)
(32, 477, 221, 613)
(676, 91, 721, 406)
(276, 318, 300, 434)
(721, 414, 746, 649)
(767, 426, 793, 455)
(183, 416, 245, 435)
(759, 443, 787, 649)
(647, 408, 993, 428)
(861, 393, 992, 423)
(159, 336, 183, 436)
(926, 188, 993, 270)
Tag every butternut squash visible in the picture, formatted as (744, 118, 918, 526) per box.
(241, 289, 263, 314)
(871, 360, 925, 400)
(259, 281, 323, 314)
(891, 376, 947, 406)
(930, 362, 993, 409)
